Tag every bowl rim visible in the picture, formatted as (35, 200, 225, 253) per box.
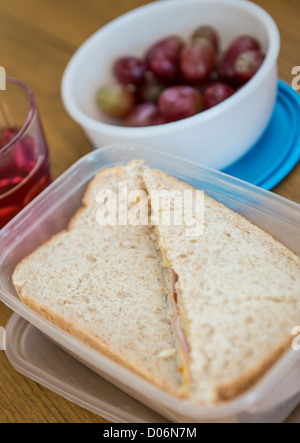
(61, 0, 280, 136)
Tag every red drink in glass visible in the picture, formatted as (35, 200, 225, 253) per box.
(0, 78, 51, 229)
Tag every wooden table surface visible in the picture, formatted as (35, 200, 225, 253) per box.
(0, 0, 299, 423)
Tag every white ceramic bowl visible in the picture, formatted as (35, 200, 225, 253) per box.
(61, 0, 280, 170)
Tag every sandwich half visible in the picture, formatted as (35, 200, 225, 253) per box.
(143, 168, 300, 405)
(12, 161, 182, 395)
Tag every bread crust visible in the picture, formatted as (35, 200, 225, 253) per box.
(216, 337, 292, 402)
(17, 291, 183, 397)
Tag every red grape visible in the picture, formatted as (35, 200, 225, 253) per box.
(97, 84, 135, 119)
(148, 46, 180, 81)
(137, 74, 166, 103)
(180, 40, 216, 85)
(124, 102, 166, 127)
(113, 56, 147, 86)
(97, 29, 265, 126)
(191, 26, 220, 53)
(234, 50, 265, 84)
(146, 35, 184, 60)
(151, 112, 167, 126)
(159, 86, 203, 122)
(219, 35, 261, 85)
(203, 82, 235, 110)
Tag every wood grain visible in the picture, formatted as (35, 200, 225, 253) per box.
(0, 0, 299, 423)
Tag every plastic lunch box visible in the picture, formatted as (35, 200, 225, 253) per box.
(0, 144, 300, 423)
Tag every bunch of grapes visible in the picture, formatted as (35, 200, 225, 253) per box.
(96, 26, 265, 127)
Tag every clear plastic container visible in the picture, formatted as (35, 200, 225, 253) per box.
(0, 144, 300, 423)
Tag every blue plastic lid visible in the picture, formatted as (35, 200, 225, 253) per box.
(223, 81, 300, 190)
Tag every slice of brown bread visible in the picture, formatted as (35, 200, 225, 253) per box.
(12, 161, 182, 395)
(143, 168, 300, 405)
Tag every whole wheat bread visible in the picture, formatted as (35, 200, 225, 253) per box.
(143, 168, 300, 405)
(13, 161, 182, 395)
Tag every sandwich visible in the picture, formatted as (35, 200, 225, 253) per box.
(143, 168, 300, 405)
(12, 161, 182, 395)
(12, 160, 300, 406)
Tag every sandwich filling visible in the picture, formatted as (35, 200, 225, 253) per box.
(170, 269, 191, 390)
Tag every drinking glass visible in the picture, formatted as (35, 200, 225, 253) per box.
(0, 78, 51, 229)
